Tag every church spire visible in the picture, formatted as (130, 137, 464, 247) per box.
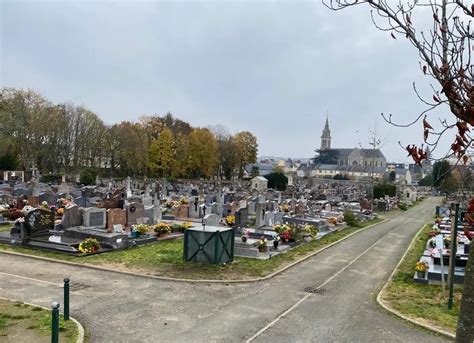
(321, 115, 331, 150)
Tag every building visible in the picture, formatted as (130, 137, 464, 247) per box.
(318, 118, 386, 169)
(250, 176, 268, 192)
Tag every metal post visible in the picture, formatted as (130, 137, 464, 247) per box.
(64, 278, 70, 320)
(448, 203, 459, 309)
(51, 302, 60, 343)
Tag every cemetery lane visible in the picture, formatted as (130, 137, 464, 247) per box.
(0, 197, 448, 342)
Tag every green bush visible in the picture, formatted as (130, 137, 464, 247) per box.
(399, 202, 408, 211)
(79, 168, 97, 186)
(343, 211, 361, 227)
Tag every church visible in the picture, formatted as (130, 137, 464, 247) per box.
(318, 117, 387, 169)
(296, 118, 387, 180)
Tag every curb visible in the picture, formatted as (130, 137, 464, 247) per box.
(0, 219, 387, 284)
(0, 296, 85, 343)
(376, 225, 456, 340)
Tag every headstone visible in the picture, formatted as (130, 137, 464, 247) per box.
(256, 202, 265, 228)
(27, 196, 39, 208)
(203, 214, 219, 226)
(248, 201, 256, 215)
(58, 182, 70, 194)
(175, 205, 189, 219)
(24, 208, 54, 235)
(82, 207, 107, 229)
(126, 202, 145, 225)
(189, 197, 200, 218)
(235, 208, 248, 228)
(74, 196, 90, 208)
(264, 211, 275, 227)
(274, 212, 284, 224)
(61, 204, 82, 228)
(143, 205, 155, 224)
(107, 208, 127, 231)
(39, 192, 57, 205)
(126, 176, 132, 198)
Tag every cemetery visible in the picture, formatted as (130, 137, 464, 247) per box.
(0, 175, 393, 276)
(413, 205, 473, 285)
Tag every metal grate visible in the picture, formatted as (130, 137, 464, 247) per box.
(69, 282, 92, 292)
(303, 286, 326, 294)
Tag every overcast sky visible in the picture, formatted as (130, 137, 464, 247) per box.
(1, 0, 454, 162)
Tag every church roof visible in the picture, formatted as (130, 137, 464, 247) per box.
(327, 148, 386, 160)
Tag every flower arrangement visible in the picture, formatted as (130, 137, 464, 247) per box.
(56, 207, 64, 216)
(328, 217, 337, 225)
(40, 201, 50, 210)
(280, 204, 290, 213)
(444, 236, 451, 248)
(280, 229, 292, 242)
(303, 224, 318, 238)
(273, 224, 292, 235)
(133, 224, 150, 235)
(182, 222, 193, 229)
(78, 238, 101, 254)
(7, 208, 23, 220)
(428, 228, 441, 237)
(153, 222, 172, 235)
(241, 229, 250, 242)
(415, 261, 428, 272)
(258, 236, 267, 252)
(180, 197, 189, 205)
(225, 215, 235, 227)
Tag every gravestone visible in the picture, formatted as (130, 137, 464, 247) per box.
(203, 214, 220, 227)
(126, 202, 145, 225)
(264, 211, 275, 227)
(189, 197, 200, 218)
(39, 192, 57, 205)
(256, 202, 265, 228)
(199, 204, 208, 218)
(154, 205, 162, 224)
(82, 207, 106, 229)
(58, 182, 70, 195)
(13, 187, 29, 197)
(143, 205, 155, 224)
(61, 204, 82, 228)
(248, 201, 256, 215)
(27, 196, 39, 208)
(106, 208, 127, 231)
(274, 212, 284, 224)
(24, 208, 54, 235)
(74, 196, 90, 208)
(235, 208, 248, 228)
(175, 205, 189, 219)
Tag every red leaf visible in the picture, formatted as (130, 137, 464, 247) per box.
(422, 65, 427, 74)
(424, 129, 429, 142)
(433, 94, 441, 102)
(423, 117, 433, 130)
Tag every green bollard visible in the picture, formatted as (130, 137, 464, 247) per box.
(64, 278, 70, 321)
(51, 302, 60, 343)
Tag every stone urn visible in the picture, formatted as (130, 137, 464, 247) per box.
(241, 236, 247, 243)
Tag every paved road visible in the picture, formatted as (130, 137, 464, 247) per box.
(0, 197, 449, 342)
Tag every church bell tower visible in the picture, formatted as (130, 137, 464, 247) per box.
(320, 116, 331, 150)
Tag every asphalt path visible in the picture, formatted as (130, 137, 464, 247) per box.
(0, 197, 449, 342)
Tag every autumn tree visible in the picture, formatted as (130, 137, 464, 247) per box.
(234, 131, 258, 179)
(186, 128, 218, 179)
(324, 1, 474, 340)
(149, 127, 176, 178)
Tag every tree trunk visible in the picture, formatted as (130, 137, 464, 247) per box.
(456, 242, 474, 342)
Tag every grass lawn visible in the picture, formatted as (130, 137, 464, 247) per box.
(0, 299, 79, 342)
(0, 218, 381, 280)
(0, 223, 11, 232)
(380, 224, 462, 335)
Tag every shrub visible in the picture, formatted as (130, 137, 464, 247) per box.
(399, 203, 408, 211)
(79, 168, 97, 186)
(343, 211, 360, 227)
